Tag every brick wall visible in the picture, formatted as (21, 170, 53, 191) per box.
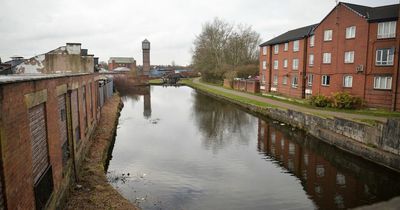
(0, 73, 106, 209)
(232, 79, 260, 94)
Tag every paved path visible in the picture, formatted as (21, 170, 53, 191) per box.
(193, 78, 387, 122)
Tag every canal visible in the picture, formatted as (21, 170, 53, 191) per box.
(107, 85, 400, 210)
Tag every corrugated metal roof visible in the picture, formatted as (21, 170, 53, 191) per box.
(108, 57, 135, 64)
(260, 24, 317, 47)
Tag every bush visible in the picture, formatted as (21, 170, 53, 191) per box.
(330, 92, 362, 109)
(309, 92, 362, 109)
(309, 95, 331, 107)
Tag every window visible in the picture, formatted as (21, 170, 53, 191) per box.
(374, 76, 392, 89)
(262, 46, 267, 55)
(343, 75, 353, 87)
(307, 74, 313, 86)
(344, 51, 355, 63)
(261, 71, 266, 84)
(284, 43, 289, 51)
(273, 75, 278, 85)
(378, 21, 396, 39)
(345, 26, 356, 39)
(309, 35, 315, 47)
(283, 59, 288, 68)
(293, 40, 300, 52)
(292, 58, 299, 70)
(309, 54, 314, 66)
(376, 48, 394, 66)
(262, 61, 267, 70)
(291, 75, 298, 88)
(323, 53, 331, 64)
(283, 76, 288, 85)
(273, 60, 279, 70)
(274, 45, 279, 54)
(322, 75, 330, 86)
(324, 29, 333, 41)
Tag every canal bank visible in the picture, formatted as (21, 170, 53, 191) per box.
(183, 78, 400, 173)
(65, 95, 138, 210)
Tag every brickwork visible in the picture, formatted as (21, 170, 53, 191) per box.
(0, 74, 105, 209)
(260, 2, 400, 110)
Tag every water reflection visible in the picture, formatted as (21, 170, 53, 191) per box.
(192, 93, 254, 152)
(119, 85, 152, 119)
(258, 119, 400, 209)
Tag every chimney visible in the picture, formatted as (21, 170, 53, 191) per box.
(66, 43, 81, 55)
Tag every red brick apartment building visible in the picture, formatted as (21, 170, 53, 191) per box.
(260, 2, 400, 111)
(260, 24, 317, 98)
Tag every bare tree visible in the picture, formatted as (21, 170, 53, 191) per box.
(192, 18, 261, 82)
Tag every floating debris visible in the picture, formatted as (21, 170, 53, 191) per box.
(149, 118, 161, 124)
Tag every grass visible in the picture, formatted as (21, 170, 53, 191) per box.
(184, 77, 400, 118)
(148, 78, 163, 85)
(180, 78, 279, 109)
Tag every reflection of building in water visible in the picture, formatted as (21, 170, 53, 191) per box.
(257, 119, 400, 210)
(117, 85, 151, 118)
(143, 92, 151, 119)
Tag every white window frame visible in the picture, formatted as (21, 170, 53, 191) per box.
(274, 45, 279, 54)
(284, 43, 289, 51)
(283, 76, 288, 85)
(262, 61, 267, 70)
(262, 46, 267, 55)
(273, 60, 279, 70)
(376, 48, 394, 66)
(343, 75, 353, 87)
(323, 53, 331, 64)
(283, 59, 288, 68)
(309, 35, 315, 47)
(345, 26, 356, 39)
(374, 76, 392, 90)
(273, 75, 278, 85)
(261, 71, 266, 84)
(322, 75, 330, 86)
(292, 58, 299, 70)
(309, 54, 314, 66)
(377, 21, 396, 39)
(307, 74, 313, 86)
(324, 29, 333, 41)
(293, 40, 300, 52)
(291, 75, 298, 88)
(344, 51, 355, 63)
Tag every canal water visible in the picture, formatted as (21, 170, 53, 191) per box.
(107, 86, 400, 210)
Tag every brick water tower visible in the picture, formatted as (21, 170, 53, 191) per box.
(142, 39, 150, 76)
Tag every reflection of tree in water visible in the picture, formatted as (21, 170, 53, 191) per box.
(192, 92, 254, 152)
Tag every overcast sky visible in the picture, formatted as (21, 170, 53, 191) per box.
(0, 0, 398, 65)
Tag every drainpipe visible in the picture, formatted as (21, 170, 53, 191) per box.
(392, 18, 400, 111)
(66, 89, 78, 182)
(302, 36, 309, 99)
(363, 23, 370, 103)
(267, 46, 273, 93)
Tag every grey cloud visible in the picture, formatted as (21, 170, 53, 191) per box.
(0, 0, 397, 65)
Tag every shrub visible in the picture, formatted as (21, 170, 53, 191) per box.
(309, 95, 331, 107)
(309, 92, 362, 109)
(330, 92, 362, 109)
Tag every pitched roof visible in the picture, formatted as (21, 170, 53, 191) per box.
(108, 57, 135, 64)
(342, 2, 399, 22)
(260, 24, 317, 47)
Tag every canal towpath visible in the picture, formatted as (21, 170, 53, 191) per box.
(192, 78, 388, 123)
